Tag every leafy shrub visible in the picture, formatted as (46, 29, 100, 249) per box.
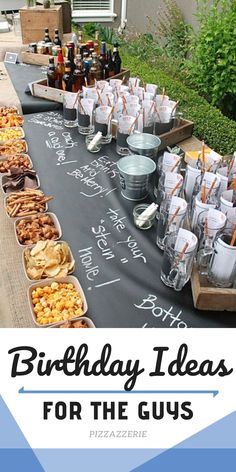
(191, 0, 236, 118)
(146, 0, 193, 60)
(121, 53, 236, 154)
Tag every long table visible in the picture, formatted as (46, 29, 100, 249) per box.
(0, 110, 235, 328)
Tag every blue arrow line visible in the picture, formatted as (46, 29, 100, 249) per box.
(19, 387, 219, 397)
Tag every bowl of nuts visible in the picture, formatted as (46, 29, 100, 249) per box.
(28, 276, 88, 327)
(14, 212, 62, 247)
(0, 127, 25, 143)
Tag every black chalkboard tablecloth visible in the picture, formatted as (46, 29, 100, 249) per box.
(5, 63, 61, 115)
(22, 111, 236, 328)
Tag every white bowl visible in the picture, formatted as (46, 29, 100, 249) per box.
(14, 212, 62, 247)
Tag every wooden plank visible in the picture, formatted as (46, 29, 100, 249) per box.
(191, 264, 236, 311)
(21, 51, 51, 66)
(159, 120, 194, 151)
(19, 6, 63, 45)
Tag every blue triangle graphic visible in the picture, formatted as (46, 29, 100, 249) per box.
(132, 410, 236, 471)
(0, 395, 45, 471)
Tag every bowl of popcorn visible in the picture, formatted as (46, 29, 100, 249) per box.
(28, 276, 88, 327)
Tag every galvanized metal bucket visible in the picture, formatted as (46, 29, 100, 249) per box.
(117, 154, 156, 201)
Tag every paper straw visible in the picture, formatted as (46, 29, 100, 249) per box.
(154, 105, 161, 123)
(170, 179, 182, 197)
(128, 113, 140, 134)
(121, 75, 126, 85)
(204, 219, 209, 238)
(171, 100, 179, 115)
(170, 157, 181, 173)
(85, 77, 88, 87)
(228, 157, 234, 176)
(201, 182, 206, 203)
(201, 141, 206, 170)
(206, 177, 218, 200)
(77, 96, 86, 114)
(230, 227, 236, 246)
(167, 206, 181, 229)
(173, 242, 189, 268)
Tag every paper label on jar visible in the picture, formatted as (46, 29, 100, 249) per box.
(202, 171, 220, 191)
(164, 172, 183, 192)
(126, 95, 140, 105)
(100, 92, 114, 107)
(220, 189, 234, 214)
(226, 208, 236, 227)
(205, 209, 226, 237)
(95, 106, 113, 124)
(129, 77, 141, 89)
(192, 193, 216, 227)
(126, 103, 141, 118)
(210, 238, 236, 281)
(118, 115, 135, 134)
(169, 196, 187, 216)
(146, 83, 158, 96)
(216, 169, 229, 195)
(63, 92, 77, 109)
(81, 98, 94, 117)
(184, 164, 201, 200)
(109, 79, 122, 90)
(156, 95, 169, 107)
(156, 106, 172, 123)
(82, 87, 99, 104)
(174, 228, 198, 254)
(162, 152, 181, 173)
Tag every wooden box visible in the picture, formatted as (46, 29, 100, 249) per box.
(191, 263, 236, 311)
(31, 69, 131, 103)
(20, 6, 63, 45)
(21, 51, 51, 66)
(158, 119, 194, 151)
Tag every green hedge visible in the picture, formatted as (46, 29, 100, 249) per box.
(122, 54, 236, 155)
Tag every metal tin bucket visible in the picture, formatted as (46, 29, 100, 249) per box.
(126, 133, 161, 159)
(117, 154, 156, 201)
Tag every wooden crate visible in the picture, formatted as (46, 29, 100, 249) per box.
(31, 69, 131, 103)
(159, 119, 194, 151)
(20, 6, 63, 45)
(191, 263, 236, 311)
(21, 51, 51, 66)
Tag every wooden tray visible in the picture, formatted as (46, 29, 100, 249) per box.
(159, 119, 194, 151)
(191, 263, 236, 311)
(31, 69, 130, 104)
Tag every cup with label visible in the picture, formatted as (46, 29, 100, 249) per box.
(157, 151, 182, 176)
(116, 115, 136, 156)
(82, 86, 99, 105)
(193, 209, 226, 276)
(220, 189, 236, 214)
(154, 106, 173, 135)
(208, 227, 236, 287)
(183, 164, 202, 202)
(63, 92, 78, 128)
(78, 98, 95, 135)
(156, 172, 183, 209)
(160, 228, 198, 291)
(94, 106, 113, 144)
(142, 100, 155, 134)
(156, 196, 187, 250)
(225, 207, 236, 230)
(190, 191, 218, 230)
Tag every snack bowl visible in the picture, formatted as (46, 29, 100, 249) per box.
(4, 193, 48, 220)
(14, 212, 62, 247)
(0, 126, 25, 144)
(0, 153, 32, 174)
(22, 240, 75, 281)
(1, 171, 40, 194)
(28, 276, 88, 327)
(51, 316, 96, 329)
(0, 139, 28, 157)
(0, 106, 19, 117)
(0, 115, 24, 128)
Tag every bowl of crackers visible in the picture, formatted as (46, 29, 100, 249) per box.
(28, 276, 88, 327)
(23, 240, 75, 281)
(5, 189, 53, 218)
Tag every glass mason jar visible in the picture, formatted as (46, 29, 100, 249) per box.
(208, 228, 236, 288)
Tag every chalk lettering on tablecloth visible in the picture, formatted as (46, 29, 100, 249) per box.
(135, 294, 188, 328)
(28, 112, 64, 130)
(67, 157, 118, 198)
(94, 278, 121, 289)
(45, 132, 78, 166)
(78, 247, 100, 282)
(117, 236, 147, 264)
(106, 208, 127, 232)
(92, 224, 115, 260)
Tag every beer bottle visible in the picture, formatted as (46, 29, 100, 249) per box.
(112, 44, 122, 75)
(67, 45, 75, 73)
(94, 30, 100, 56)
(55, 48, 65, 89)
(72, 54, 86, 92)
(47, 57, 56, 88)
(53, 28, 61, 47)
(107, 49, 115, 77)
(62, 61, 74, 92)
(99, 41, 107, 69)
(44, 28, 52, 43)
(88, 56, 102, 85)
